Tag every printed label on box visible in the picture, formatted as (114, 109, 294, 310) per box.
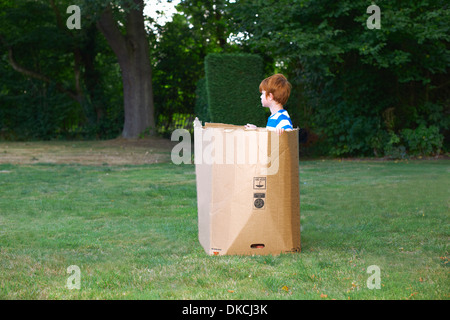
(253, 177, 266, 190)
(253, 192, 265, 209)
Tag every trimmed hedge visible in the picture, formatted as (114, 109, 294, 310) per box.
(200, 53, 266, 126)
(194, 77, 211, 123)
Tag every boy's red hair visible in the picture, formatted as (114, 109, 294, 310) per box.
(259, 74, 292, 106)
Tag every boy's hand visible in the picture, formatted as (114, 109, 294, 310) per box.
(276, 128, 285, 136)
(244, 124, 257, 129)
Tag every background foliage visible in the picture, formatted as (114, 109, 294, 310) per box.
(0, 0, 124, 140)
(229, 0, 450, 157)
(0, 0, 448, 157)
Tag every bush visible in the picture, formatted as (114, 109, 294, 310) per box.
(382, 125, 444, 159)
(203, 53, 266, 126)
(155, 113, 195, 139)
(383, 131, 407, 160)
(401, 125, 443, 156)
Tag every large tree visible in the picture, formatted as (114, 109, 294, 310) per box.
(95, 0, 155, 138)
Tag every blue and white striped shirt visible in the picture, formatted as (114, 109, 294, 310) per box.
(266, 110, 293, 131)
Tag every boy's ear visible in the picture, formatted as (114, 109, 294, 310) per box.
(267, 92, 274, 101)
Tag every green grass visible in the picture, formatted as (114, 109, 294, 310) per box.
(0, 160, 448, 299)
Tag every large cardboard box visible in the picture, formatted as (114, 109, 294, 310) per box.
(194, 118, 301, 255)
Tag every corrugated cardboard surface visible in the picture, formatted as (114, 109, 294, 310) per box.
(194, 119, 300, 255)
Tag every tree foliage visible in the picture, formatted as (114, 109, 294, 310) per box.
(0, 0, 123, 139)
(150, 0, 238, 136)
(230, 0, 450, 156)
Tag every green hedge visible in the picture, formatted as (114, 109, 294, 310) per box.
(194, 77, 211, 123)
(201, 53, 266, 126)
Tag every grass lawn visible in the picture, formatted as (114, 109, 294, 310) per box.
(0, 157, 448, 299)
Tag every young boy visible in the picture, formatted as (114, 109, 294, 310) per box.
(245, 73, 293, 135)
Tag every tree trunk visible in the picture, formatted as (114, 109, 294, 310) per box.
(97, 0, 155, 138)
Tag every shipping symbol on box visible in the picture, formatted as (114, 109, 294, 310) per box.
(253, 177, 266, 209)
(253, 192, 266, 210)
(253, 177, 266, 190)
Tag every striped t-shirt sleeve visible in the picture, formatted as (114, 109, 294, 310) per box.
(266, 110, 293, 130)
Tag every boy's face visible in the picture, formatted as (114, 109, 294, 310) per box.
(260, 90, 270, 108)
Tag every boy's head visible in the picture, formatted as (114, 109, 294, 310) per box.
(259, 74, 291, 106)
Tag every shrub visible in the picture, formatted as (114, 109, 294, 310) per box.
(401, 125, 443, 156)
(203, 53, 266, 126)
(383, 131, 407, 160)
